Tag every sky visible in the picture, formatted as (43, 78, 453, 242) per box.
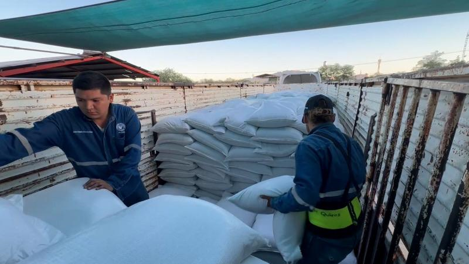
(0, 1, 468, 81)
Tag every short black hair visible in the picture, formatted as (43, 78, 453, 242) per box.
(72, 71, 111, 95)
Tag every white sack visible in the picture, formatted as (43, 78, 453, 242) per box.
(153, 143, 192, 155)
(246, 101, 297, 128)
(214, 130, 261, 148)
(217, 192, 257, 227)
(20, 196, 268, 264)
(24, 178, 126, 237)
(188, 129, 231, 156)
(225, 147, 273, 162)
(151, 116, 190, 134)
(252, 127, 303, 144)
(254, 143, 297, 158)
(156, 133, 194, 146)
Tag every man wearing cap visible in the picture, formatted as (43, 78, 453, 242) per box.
(261, 95, 366, 264)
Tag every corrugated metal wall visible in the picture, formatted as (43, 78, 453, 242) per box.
(322, 76, 469, 264)
(0, 80, 273, 197)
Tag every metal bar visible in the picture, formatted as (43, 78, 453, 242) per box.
(387, 78, 469, 95)
(101, 57, 160, 82)
(376, 88, 422, 260)
(435, 167, 469, 264)
(357, 82, 390, 260)
(150, 110, 158, 158)
(0, 56, 102, 77)
(0, 45, 86, 57)
(406, 93, 466, 264)
(361, 85, 400, 263)
(363, 113, 377, 164)
(368, 86, 410, 263)
(352, 82, 364, 138)
(385, 90, 440, 264)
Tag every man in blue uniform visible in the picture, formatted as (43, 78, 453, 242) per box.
(0, 71, 149, 206)
(261, 95, 366, 264)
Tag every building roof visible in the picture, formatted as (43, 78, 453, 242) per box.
(0, 52, 159, 81)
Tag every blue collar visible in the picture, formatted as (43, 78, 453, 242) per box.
(308, 123, 335, 135)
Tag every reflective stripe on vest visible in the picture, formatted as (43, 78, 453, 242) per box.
(308, 197, 361, 230)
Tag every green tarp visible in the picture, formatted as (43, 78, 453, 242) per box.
(1, 0, 468, 52)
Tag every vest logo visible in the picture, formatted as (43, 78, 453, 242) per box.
(116, 123, 126, 133)
(320, 212, 341, 217)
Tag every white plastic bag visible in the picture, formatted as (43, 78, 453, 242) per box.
(252, 127, 303, 144)
(228, 176, 294, 214)
(185, 154, 229, 170)
(252, 214, 276, 250)
(151, 116, 191, 134)
(158, 161, 197, 171)
(24, 178, 126, 237)
(155, 153, 193, 165)
(259, 157, 295, 168)
(188, 129, 231, 156)
(0, 197, 64, 264)
(185, 142, 227, 165)
(158, 169, 197, 178)
(229, 162, 273, 175)
(196, 179, 233, 191)
(214, 130, 261, 148)
(225, 147, 273, 162)
(20, 196, 268, 264)
(217, 192, 257, 227)
(228, 182, 255, 193)
(292, 114, 308, 134)
(254, 143, 297, 157)
(224, 105, 259, 137)
(226, 168, 262, 184)
(148, 184, 196, 198)
(154, 143, 192, 155)
(160, 176, 197, 186)
(194, 189, 223, 201)
(273, 211, 306, 262)
(185, 111, 228, 135)
(246, 101, 297, 128)
(195, 168, 227, 182)
(156, 133, 194, 146)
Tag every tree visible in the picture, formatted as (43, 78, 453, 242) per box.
(413, 51, 447, 70)
(146, 68, 193, 83)
(448, 56, 466, 67)
(318, 64, 355, 81)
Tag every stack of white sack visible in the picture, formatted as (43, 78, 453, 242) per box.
(151, 92, 343, 201)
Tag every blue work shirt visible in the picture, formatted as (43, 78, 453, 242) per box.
(0, 104, 143, 201)
(270, 123, 366, 213)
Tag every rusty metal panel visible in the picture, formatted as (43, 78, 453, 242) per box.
(372, 83, 469, 264)
(354, 83, 384, 151)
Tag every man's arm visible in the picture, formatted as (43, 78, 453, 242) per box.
(269, 142, 323, 214)
(0, 115, 62, 167)
(106, 110, 142, 197)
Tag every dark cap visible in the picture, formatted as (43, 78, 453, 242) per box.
(304, 94, 334, 115)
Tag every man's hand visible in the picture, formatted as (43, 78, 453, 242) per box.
(83, 179, 113, 191)
(260, 195, 272, 208)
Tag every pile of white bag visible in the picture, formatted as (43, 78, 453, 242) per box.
(152, 92, 344, 201)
